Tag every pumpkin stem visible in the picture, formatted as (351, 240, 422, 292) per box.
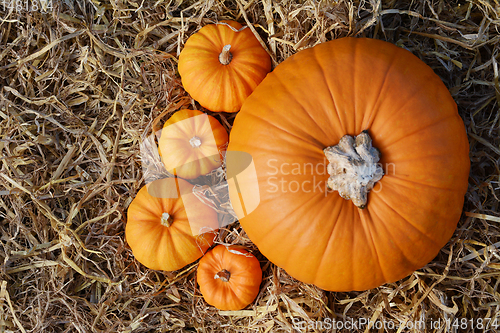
(323, 130, 384, 209)
(214, 269, 231, 282)
(160, 212, 173, 227)
(189, 136, 202, 148)
(219, 44, 232, 65)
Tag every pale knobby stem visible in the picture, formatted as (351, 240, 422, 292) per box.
(161, 212, 173, 227)
(189, 136, 202, 148)
(323, 130, 384, 209)
(219, 44, 232, 65)
(214, 269, 231, 282)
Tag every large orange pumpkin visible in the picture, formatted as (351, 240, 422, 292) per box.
(158, 109, 228, 179)
(197, 245, 262, 310)
(126, 177, 218, 271)
(226, 37, 470, 291)
(178, 20, 272, 113)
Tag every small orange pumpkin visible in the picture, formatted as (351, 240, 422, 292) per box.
(197, 245, 262, 310)
(126, 177, 218, 271)
(178, 20, 272, 112)
(158, 109, 228, 179)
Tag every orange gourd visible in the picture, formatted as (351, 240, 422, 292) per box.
(197, 245, 262, 310)
(126, 177, 218, 271)
(226, 37, 470, 291)
(178, 20, 272, 113)
(158, 109, 228, 179)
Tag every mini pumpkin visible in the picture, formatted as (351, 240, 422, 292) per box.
(197, 245, 262, 310)
(158, 109, 228, 179)
(178, 20, 272, 113)
(126, 177, 218, 271)
(227, 37, 470, 291)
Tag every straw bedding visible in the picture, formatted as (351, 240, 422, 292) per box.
(0, 0, 499, 332)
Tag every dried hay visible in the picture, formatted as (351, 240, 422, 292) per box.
(0, 0, 499, 332)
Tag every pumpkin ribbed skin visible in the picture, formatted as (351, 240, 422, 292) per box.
(158, 109, 228, 179)
(178, 20, 271, 113)
(227, 37, 470, 291)
(126, 178, 218, 271)
(197, 245, 262, 310)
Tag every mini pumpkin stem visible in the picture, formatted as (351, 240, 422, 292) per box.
(323, 130, 384, 209)
(189, 136, 202, 148)
(219, 44, 233, 65)
(214, 269, 231, 282)
(160, 212, 173, 227)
